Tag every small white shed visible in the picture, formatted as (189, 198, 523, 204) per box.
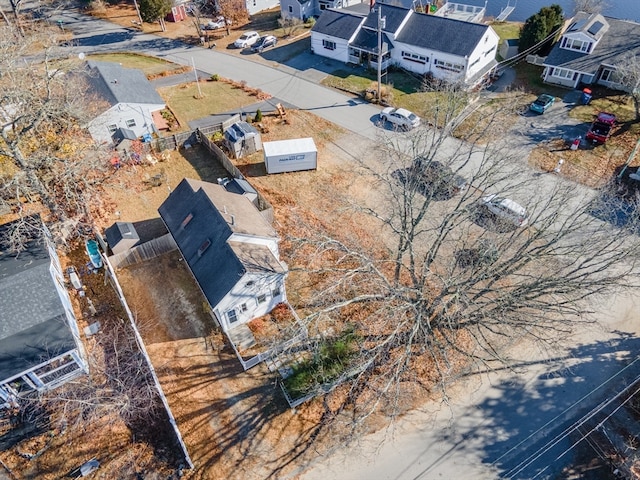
(263, 138, 318, 174)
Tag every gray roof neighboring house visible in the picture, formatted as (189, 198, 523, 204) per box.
(362, 3, 408, 34)
(0, 220, 76, 381)
(86, 61, 165, 107)
(395, 11, 492, 57)
(311, 8, 365, 39)
(544, 15, 640, 74)
(159, 179, 283, 310)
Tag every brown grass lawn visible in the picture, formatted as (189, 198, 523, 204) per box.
(87, 52, 188, 78)
(157, 79, 260, 128)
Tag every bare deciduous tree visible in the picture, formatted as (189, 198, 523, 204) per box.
(615, 54, 640, 121)
(573, 0, 609, 14)
(0, 28, 110, 246)
(278, 16, 303, 37)
(278, 90, 640, 434)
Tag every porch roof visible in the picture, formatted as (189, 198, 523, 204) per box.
(350, 28, 391, 54)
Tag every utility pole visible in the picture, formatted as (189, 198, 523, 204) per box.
(377, 6, 386, 103)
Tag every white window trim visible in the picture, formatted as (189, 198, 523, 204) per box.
(322, 39, 336, 51)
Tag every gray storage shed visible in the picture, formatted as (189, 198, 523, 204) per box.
(104, 222, 140, 255)
(224, 121, 262, 159)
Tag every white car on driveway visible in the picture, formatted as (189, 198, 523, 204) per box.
(481, 194, 528, 227)
(233, 31, 260, 48)
(379, 107, 421, 130)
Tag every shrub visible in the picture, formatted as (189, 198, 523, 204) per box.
(305, 17, 316, 28)
(255, 109, 263, 122)
(210, 73, 219, 81)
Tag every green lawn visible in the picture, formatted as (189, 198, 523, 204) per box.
(490, 21, 522, 45)
(158, 80, 256, 127)
(569, 94, 637, 124)
(87, 53, 185, 77)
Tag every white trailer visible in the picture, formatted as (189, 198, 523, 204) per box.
(263, 138, 317, 174)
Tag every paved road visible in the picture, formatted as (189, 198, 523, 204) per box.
(53, 10, 639, 479)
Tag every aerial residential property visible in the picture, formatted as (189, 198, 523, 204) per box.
(0, 217, 88, 408)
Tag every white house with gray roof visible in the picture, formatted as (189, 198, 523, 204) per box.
(159, 179, 288, 335)
(86, 61, 166, 145)
(542, 12, 640, 89)
(311, 4, 499, 86)
(0, 216, 88, 408)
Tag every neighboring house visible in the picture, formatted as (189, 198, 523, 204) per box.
(158, 178, 288, 334)
(85, 61, 166, 145)
(0, 217, 88, 409)
(311, 4, 499, 86)
(542, 12, 640, 89)
(280, 0, 366, 21)
(246, 0, 280, 15)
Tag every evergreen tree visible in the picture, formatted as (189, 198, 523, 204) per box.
(519, 4, 563, 54)
(139, 0, 172, 24)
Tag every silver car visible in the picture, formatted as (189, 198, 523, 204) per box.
(481, 194, 528, 227)
(379, 107, 421, 130)
(233, 31, 260, 48)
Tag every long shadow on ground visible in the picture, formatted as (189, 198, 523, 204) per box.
(427, 333, 640, 479)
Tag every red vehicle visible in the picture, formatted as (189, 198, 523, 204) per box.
(586, 112, 616, 144)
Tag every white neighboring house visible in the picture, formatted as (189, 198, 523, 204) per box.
(85, 61, 166, 145)
(159, 178, 288, 334)
(246, 0, 280, 15)
(281, 0, 367, 21)
(542, 12, 640, 90)
(0, 216, 88, 409)
(311, 4, 499, 87)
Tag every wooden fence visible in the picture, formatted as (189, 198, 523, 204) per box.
(107, 233, 177, 269)
(198, 129, 274, 224)
(150, 115, 241, 152)
(102, 255, 194, 469)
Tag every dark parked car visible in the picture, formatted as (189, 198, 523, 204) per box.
(250, 35, 277, 53)
(586, 112, 616, 144)
(410, 158, 468, 199)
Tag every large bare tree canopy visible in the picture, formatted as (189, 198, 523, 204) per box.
(0, 27, 110, 247)
(278, 89, 640, 433)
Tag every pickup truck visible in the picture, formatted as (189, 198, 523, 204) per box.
(586, 112, 616, 144)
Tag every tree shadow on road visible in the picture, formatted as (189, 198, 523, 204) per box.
(428, 332, 640, 479)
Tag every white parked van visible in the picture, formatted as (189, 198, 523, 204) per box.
(481, 194, 528, 227)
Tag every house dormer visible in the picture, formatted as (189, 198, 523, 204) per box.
(560, 13, 609, 54)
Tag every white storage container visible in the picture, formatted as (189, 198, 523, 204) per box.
(263, 138, 317, 174)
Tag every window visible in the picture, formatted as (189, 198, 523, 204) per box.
(552, 68, 577, 80)
(180, 213, 193, 229)
(434, 59, 463, 73)
(272, 286, 281, 297)
(600, 68, 618, 83)
(561, 37, 592, 53)
(240, 303, 248, 312)
(197, 239, 211, 256)
(108, 124, 118, 134)
(257, 294, 267, 304)
(227, 309, 238, 323)
(125, 119, 136, 128)
(401, 51, 427, 64)
(323, 39, 336, 51)
(288, 5, 293, 13)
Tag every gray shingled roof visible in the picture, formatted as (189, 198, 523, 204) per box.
(362, 4, 408, 34)
(158, 179, 280, 310)
(544, 15, 640, 74)
(395, 10, 491, 56)
(104, 222, 140, 247)
(311, 9, 365, 39)
(351, 28, 392, 54)
(86, 61, 165, 107)
(0, 219, 76, 381)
